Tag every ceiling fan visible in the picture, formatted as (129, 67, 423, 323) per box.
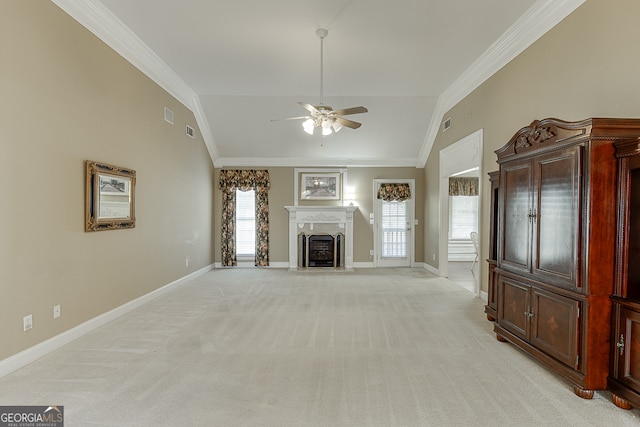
(273, 28, 368, 136)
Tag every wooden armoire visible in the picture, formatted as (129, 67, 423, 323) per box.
(484, 171, 499, 322)
(493, 117, 640, 398)
(608, 137, 640, 409)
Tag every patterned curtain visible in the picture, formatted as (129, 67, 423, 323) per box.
(219, 170, 270, 267)
(255, 186, 269, 266)
(449, 177, 478, 196)
(377, 183, 412, 202)
(220, 189, 237, 266)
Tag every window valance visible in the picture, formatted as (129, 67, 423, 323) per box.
(219, 169, 270, 192)
(449, 177, 478, 196)
(377, 183, 412, 202)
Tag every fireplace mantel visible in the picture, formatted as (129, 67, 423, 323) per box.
(284, 206, 358, 271)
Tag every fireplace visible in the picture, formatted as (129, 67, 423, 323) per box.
(298, 233, 344, 268)
(284, 206, 357, 271)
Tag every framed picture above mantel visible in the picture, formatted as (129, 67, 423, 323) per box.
(301, 173, 340, 200)
(294, 168, 346, 205)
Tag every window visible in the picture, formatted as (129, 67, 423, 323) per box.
(449, 195, 478, 240)
(235, 189, 255, 256)
(381, 200, 407, 257)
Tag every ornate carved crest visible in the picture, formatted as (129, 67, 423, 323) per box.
(299, 213, 341, 223)
(515, 122, 557, 149)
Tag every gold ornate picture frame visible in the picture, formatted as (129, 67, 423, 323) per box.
(85, 160, 136, 231)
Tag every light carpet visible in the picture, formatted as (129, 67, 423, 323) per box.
(1, 268, 639, 426)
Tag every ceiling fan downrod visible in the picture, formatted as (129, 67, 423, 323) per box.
(316, 28, 328, 106)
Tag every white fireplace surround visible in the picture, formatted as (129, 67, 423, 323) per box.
(284, 206, 358, 271)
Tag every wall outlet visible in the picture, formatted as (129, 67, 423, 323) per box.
(369, 249, 374, 256)
(432, 253, 436, 261)
(23, 314, 33, 331)
(185, 257, 189, 267)
(53, 305, 61, 319)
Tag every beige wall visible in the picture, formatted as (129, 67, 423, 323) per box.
(0, 1, 214, 360)
(424, 0, 640, 292)
(8, 0, 635, 365)
(213, 167, 425, 264)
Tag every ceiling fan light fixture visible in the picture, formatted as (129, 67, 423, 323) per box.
(321, 119, 333, 136)
(302, 118, 315, 135)
(273, 29, 367, 135)
(320, 118, 333, 136)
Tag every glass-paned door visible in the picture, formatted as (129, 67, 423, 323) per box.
(375, 180, 413, 267)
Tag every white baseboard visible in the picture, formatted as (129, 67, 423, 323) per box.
(214, 262, 289, 269)
(353, 262, 424, 269)
(237, 261, 258, 268)
(448, 255, 476, 262)
(217, 262, 426, 270)
(267, 262, 289, 268)
(0, 263, 214, 379)
(353, 262, 374, 268)
(480, 290, 488, 302)
(423, 263, 440, 276)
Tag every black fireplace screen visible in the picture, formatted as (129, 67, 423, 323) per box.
(299, 233, 344, 268)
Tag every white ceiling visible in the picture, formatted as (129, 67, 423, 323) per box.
(55, 0, 586, 167)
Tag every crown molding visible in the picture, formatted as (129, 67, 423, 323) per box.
(417, 0, 587, 168)
(50, 0, 220, 167)
(51, 0, 585, 170)
(215, 157, 420, 168)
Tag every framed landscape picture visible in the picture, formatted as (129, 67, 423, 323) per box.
(85, 160, 136, 231)
(300, 173, 341, 200)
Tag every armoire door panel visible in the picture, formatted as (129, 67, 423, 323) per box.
(534, 147, 581, 288)
(618, 308, 640, 390)
(625, 167, 640, 300)
(498, 276, 530, 340)
(501, 161, 532, 274)
(531, 288, 579, 368)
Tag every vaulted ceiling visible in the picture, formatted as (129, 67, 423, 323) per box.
(53, 0, 585, 167)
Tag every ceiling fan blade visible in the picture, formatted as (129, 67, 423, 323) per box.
(298, 102, 319, 114)
(333, 106, 368, 116)
(271, 116, 310, 122)
(336, 117, 362, 129)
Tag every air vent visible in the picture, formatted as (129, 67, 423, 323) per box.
(164, 107, 174, 125)
(186, 124, 196, 139)
(443, 117, 452, 132)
